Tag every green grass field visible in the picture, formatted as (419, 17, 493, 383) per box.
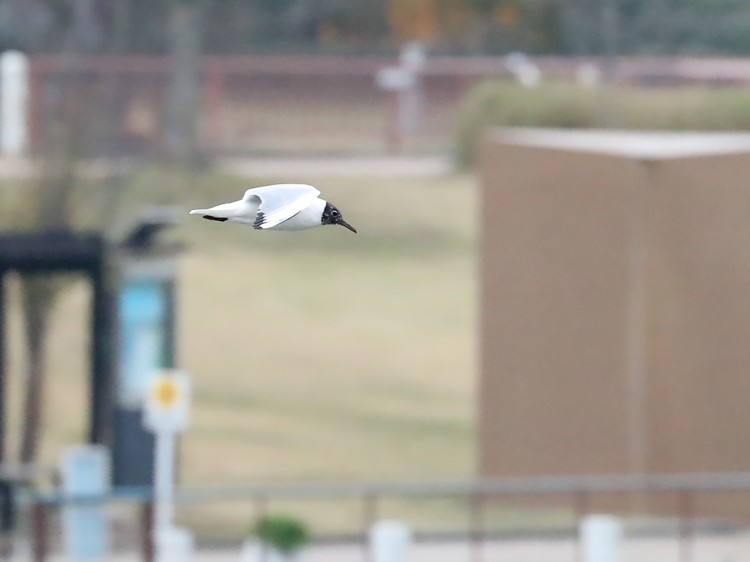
(2, 169, 478, 497)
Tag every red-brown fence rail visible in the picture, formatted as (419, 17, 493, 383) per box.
(25, 55, 750, 158)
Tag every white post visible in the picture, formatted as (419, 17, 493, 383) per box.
(143, 371, 193, 562)
(398, 42, 425, 135)
(154, 431, 176, 534)
(580, 514, 623, 562)
(370, 520, 412, 562)
(0, 50, 29, 157)
(504, 52, 541, 88)
(60, 445, 111, 561)
(375, 42, 426, 151)
(157, 526, 194, 562)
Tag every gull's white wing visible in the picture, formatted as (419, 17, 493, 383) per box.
(243, 184, 321, 229)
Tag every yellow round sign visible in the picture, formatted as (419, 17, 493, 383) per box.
(144, 371, 190, 432)
(153, 380, 178, 408)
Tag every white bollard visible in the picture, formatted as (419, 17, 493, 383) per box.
(157, 525, 194, 562)
(0, 50, 29, 157)
(504, 51, 542, 88)
(580, 514, 623, 562)
(577, 62, 602, 88)
(60, 445, 111, 561)
(370, 520, 412, 562)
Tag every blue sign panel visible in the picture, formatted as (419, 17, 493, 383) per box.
(113, 274, 173, 488)
(119, 282, 166, 409)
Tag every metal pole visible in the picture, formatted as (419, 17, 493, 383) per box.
(386, 91, 401, 154)
(678, 490, 694, 562)
(0, 273, 5, 463)
(141, 501, 155, 562)
(253, 495, 267, 522)
(470, 493, 485, 562)
(599, 0, 620, 127)
(0, 280, 8, 559)
(154, 430, 176, 536)
(90, 259, 115, 446)
(574, 491, 590, 562)
(31, 502, 48, 562)
(362, 494, 378, 562)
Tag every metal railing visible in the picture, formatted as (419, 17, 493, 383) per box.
(19, 472, 750, 562)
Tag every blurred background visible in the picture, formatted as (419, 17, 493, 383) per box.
(0, 0, 749, 561)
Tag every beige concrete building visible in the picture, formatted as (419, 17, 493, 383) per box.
(479, 130, 750, 497)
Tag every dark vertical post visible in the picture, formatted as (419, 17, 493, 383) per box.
(27, 63, 44, 156)
(164, 0, 203, 164)
(202, 66, 226, 149)
(362, 495, 378, 562)
(679, 490, 694, 562)
(470, 492, 485, 562)
(386, 91, 401, 154)
(599, 0, 620, 127)
(574, 491, 590, 562)
(0, 271, 6, 560)
(89, 258, 116, 445)
(254, 495, 268, 522)
(31, 502, 48, 562)
(162, 278, 176, 370)
(141, 501, 155, 562)
(0, 273, 5, 463)
(163, 278, 179, 484)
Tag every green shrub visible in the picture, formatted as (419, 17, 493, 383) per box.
(455, 81, 597, 167)
(455, 80, 750, 168)
(250, 514, 311, 556)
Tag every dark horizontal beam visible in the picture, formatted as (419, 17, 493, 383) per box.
(0, 231, 105, 272)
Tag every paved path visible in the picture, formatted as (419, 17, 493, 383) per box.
(207, 535, 750, 562)
(0, 155, 455, 181)
(36, 533, 750, 562)
(218, 155, 454, 178)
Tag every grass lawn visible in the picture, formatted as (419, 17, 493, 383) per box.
(177, 171, 477, 484)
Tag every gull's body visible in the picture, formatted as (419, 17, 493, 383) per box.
(189, 183, 356, 233)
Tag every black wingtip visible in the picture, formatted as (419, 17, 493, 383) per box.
(203, 215, 228, 222)
(253, 211, 266, 230)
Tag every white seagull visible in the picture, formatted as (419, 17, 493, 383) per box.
(189, 183, 357, 233)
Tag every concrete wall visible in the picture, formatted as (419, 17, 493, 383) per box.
(479, 130, 750, 503)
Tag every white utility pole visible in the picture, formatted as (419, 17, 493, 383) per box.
(0, 50, 29, 157)
(143, 370, 194, 562)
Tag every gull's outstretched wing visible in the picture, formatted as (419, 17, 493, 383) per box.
(243, 184, 321, 229)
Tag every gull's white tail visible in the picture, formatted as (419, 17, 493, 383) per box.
(189, 200, 242, 218)
(189, 205, 235, 223)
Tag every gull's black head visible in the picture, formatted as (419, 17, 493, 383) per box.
(322, 202, 357, 233)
